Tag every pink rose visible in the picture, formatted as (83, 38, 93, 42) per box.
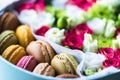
(103, 58, 120, 68)
(35, 26, 50, 36)
(115, 27, 120, 38)
(62, 33, 83, 49)
(67, 0, 96, 11)
(99, 48, 115, 59)
(75, 23, 93, 35)
(62, 23, 93, 49)
(18, 0, 45, 12)
(114, 49, 120, 60)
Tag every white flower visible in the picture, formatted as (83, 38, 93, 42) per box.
(18, 10, 55, 30)
(52, 0, 68, 9)
(18, 9, 37, 25)
(83, 33, 98, 52)
(97, 0, 120, 7)
(66, 5, 87, 26)
(45, 28, 65, 44)
(87, 18, 106, 35)
(104, 20, 116, 38)
(84, 52, 106, 71)
(30, 11, 55, 30)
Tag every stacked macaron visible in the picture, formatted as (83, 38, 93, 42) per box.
(0, 12, 80, 79)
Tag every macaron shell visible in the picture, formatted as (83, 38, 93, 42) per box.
(36, 40, 55, 61)
(26, 41, 45, 63)
(51, 54, 74, 74)
(51, 55, 67, 74)
(0, 30, 18, 54)
(17, 56, 37, 71)
(60, 53, 78, 73)
(26, 40, 55, 63)
(33, 63, 55, 76)
(16, 25, 34, 48)
(0, 12, 20, 32)
(2, 45, 26, 64)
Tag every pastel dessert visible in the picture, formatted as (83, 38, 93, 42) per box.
(0, 12, 20, 33)
(51, 53, 78, 75)
(26, 40, 55, 63)
(33, 63, 55, 76)
(17, 55, 37, 72)
(0, 30, 18, 54)
(16, 25, 35, 48)
(56, 74, 79, 78)
(2, 45, 26, 64)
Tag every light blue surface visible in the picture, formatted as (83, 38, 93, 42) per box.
(0, 56, 80, 80)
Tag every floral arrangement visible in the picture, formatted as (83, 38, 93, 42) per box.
(17, 0, 120, 77)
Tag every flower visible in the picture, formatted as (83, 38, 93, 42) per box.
(75, 23, 93, 35)
(18, 10, 55, 30)
(45, 28, 65, 44)
(62, 33, 83, 49)
(18, 0, 45, 12)
(35, 26, 50, 36)
(62, 23, 93, 49)
(66, 5, 88, 26)
(84, 52, 105, 75)
(83, 33, 98, 52)
(114, 48, 120, 59)
(99, 48, 115, 59)
(52, 0, 68, 9)
(87, 18, 106, 35)
(68, 0, 96, 11)
(103, 58, 120, 68)
(104, 20, 116, 38)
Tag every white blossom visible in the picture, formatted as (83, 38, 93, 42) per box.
(45, 28, 65, 44)
(97, 0, 120, 7)
(52, 0, 68, 9)
(66, 5, 87, 26)
(83, 33, 98, 52)
(18, 10, 55, 30)
(84, 52, 106, 71)
(104, 20, 116, 38)
(87, 18, 106, 35)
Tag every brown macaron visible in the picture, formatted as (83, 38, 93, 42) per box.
(33, 63, 55, 76)
(0, 12, 20, 33)
(26, 40, 55, 63)
(56, 74, 79, 78)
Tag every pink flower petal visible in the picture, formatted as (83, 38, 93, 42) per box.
(99, 48, 115, 59)
(35, 26, 50, 36)
(103, 58, 120, 69)
(18, 0, 45, 12)
(67, 0, 96, 11)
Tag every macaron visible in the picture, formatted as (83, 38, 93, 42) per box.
(16, 25, 35, 48)
(56, 74, 79, 78)
(33, 63, 55, 76)
(51, 53, 78, 75)
(17, 56, 37, 72)
(2, 45, 26, 64)
(0, 12, 20, 33)
(26, 40, 55, 63)
(0, 30, 18, 54)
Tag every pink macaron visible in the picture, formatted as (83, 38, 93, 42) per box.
(16, 55, 37, 72)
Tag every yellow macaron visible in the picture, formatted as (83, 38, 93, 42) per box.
(2, 45, 26, 64)
(16, 25, 35, 48)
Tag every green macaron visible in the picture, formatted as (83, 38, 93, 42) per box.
(0, 30, 18, 54)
